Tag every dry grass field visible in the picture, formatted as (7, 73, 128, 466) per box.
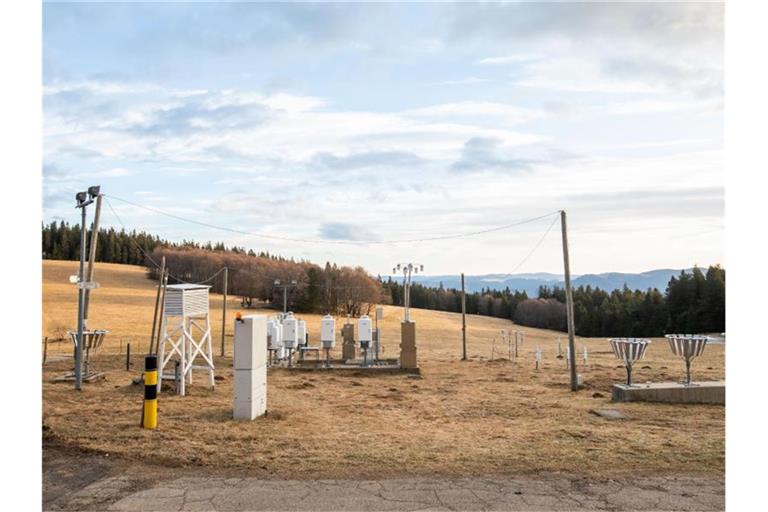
(42, 260, 725, 479)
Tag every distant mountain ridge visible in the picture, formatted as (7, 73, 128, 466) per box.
(392, 268, 693, 297)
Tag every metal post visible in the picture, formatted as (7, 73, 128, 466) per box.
(404, 270, 410, 322)
(75, 205, 88, 390)
(142, 355, 158, 429)
(515, 332, 519, 358)
(283, 286, 287, 313)
(126, 342, 131, 371)
(561, 210, 578, 391)
(221, 267, 228, 357)
(461, 273, 467, 360)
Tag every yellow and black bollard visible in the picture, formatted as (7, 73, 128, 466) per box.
(142, 355, 158, 429)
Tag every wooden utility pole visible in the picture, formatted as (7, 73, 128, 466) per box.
(149, 256, 166, 355)
(461, 273, 467, 360)
(153, 270, 169, 356)
(560, 210, 578, 391)
(221, 267, 228, 357)
(83, 194, 103, 324)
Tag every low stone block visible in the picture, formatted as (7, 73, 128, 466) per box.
(612, 381, 725, 405)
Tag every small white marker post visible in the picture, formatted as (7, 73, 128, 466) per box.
(566, 346, 570, 369)
(535, 347, 542, 370)
(583, 346, 588, 367)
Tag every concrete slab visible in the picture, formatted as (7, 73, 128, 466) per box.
(612, 381, 725, 405)
(589, 408, 629, 420)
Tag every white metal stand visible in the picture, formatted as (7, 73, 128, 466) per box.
(157, 284, 215, 396)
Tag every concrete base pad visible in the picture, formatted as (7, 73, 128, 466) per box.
(589, 408, 629, 420)
(273, 363, 419, 375)
(612, 381, 725, 405)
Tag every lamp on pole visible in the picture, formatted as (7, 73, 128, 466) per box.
(392, 263, 423, 322)
(73, 185, 100, 391)
(274, 279, 298, 314)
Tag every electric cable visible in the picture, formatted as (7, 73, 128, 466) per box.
(105, 194, 560, 246)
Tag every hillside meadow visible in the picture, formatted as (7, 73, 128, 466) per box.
(42, 260, 724, 478)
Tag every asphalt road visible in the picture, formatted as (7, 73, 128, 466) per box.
(48, 472, 724, 511)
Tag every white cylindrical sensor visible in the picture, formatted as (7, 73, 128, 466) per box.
(282, 312, 298, 349)
(358, 315, 373, 348)
(268, 319, 283, 351)
(321, 314, 336, 349)
(297, 319, 307, 347)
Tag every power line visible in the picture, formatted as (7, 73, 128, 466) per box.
(107, 195, 397, 291)
(104, 196, 227, 285)
(105, 195, 562, 294)
(105, 194, 560, 246)
(507, 214, 561, 275)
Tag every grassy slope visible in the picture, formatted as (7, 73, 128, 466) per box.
(42, 260, 725, 478)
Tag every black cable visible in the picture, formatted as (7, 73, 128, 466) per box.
(105, 194, 560, 246)
(104, 196, 227, 286)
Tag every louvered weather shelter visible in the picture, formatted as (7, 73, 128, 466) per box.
(157, 284, 215, 396)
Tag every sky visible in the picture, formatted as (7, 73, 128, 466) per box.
(42, 1, 724, 276)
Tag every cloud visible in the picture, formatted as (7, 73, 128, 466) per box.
(452, 4, 724, 98)
(451, 137, 557, 173)
(449, 3, 722, 45)
(432, 77, 491, 86)
(97, 167, 136, 178)
(601, 57, 723, 98)
(563, 186, 724, 221)
(509, 54, 722, 99)
(42, 162, 72, 181)
(44, 2, 379, 55)
(127, 96, 271, 136)
(405, 101, 543, 125)
(318, 222, 377, 242)
(43, 79, 546, 170)
(477, 55, 538, 65)
(310, 150, 423, 171)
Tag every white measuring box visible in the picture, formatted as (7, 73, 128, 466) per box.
(282, 312, 298, 349)
(233, 315, 267, 420)
(358, 315, 373, 349)
(321, 315, 336, 349)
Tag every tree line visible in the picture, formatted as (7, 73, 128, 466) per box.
(148, 247, 384, 316)
(42, 221, 383, 316)
(41, 220, 290, 264)
(382, 266, 724, 337)
(42, 220, 167, 265)
(42, 222, 724, 335)
(381, 279, 530, 319)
